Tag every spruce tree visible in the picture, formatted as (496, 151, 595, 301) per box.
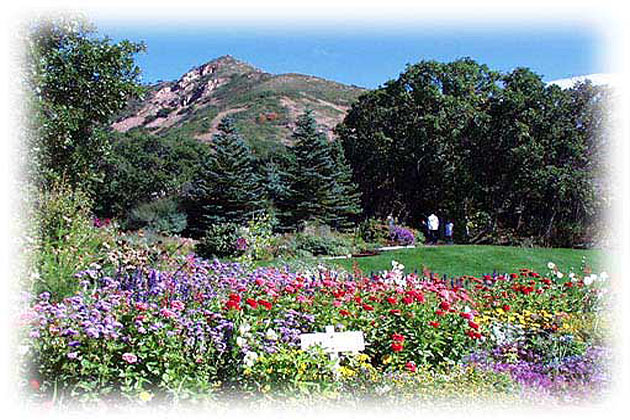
(289, 110, 338, 227)
(327, 139, 362, 230)
(261, 155, 296, 230)
(186, 117, 265, 235)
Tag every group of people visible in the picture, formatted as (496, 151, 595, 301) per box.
(424, 213, 454, 245)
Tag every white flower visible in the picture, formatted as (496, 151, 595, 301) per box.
(238, 322, 251, 335)
(236, 336, 247, 347)
(265, 328, 278, 341)
(244, 351, 258, 367)
(547, 262, 556, 270)
(583, 275, 594, 286)
(557, 272, 564, 279)
(569, 272, 576, 280)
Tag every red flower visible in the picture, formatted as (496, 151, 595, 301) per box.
(362, 304, 374, 311)
(225, 300, 240, 311)
(368, 295, 380, 302)
(386, 296, 398, 305)
(258, 299, 272, 310)
(466, 330, 482, 339)
(428, 321, 440, 328)
(228, 293, 241, 303)
(502, 304, 511, 312)
(246, 298, 258, 309)
(389, 309, 402, 316)
(439, 301, 450, 311)
(340, 309, 351, 317)
(468, 321, 480, 330)
(459, 312, 472, 320)
(391, 333, 405, 342)
(435, 309, 446, 317)
(354, 296, 363, 304)
(402, 296, 413, 305)
(391, 342, 404, 352)
(405, 361, 417, 373)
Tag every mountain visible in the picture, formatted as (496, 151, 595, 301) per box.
(546, 73, 620, 89)
(112, 55, 366, 156)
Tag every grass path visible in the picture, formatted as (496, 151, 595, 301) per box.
(262, 245, 614, 278)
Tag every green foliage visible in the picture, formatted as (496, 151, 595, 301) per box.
(96, 131, 211, 220)
(357, 218, 390, 244)
(127, 197, 187, 235)
(185, 117, 266, 236)
(285, 110, 361, 230)
(30, 181, 113, 298)
(195, 223, 244, 259)
(241, 347, 338, 397)
(292, 223, 355, 257)
(22, 15, 145, 191)
(236, 212, 277, 263)
(336, 58, 613, 247)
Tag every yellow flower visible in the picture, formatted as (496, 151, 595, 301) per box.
(339, 366, 356, 378)
(383, 355, 393, 365)
(356, 353, 370, 362)
(138, 391, 153, 403)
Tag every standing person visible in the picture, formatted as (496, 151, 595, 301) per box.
(445, 220, 454, 245)
(427, 213, 439, 245)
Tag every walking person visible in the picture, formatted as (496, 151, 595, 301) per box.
(445, 220, 454, 245)
(427, 213, 439, 245)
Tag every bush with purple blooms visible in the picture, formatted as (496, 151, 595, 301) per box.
(389, 225, 416, 246)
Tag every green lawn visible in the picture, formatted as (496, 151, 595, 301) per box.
(263, 245, 615, 278)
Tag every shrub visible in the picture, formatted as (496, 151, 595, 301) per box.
(357, 218, 390, 244)
(196, 223, 244, 259)
(389, 225, 416, 246)
(30, 182, 113, 298)
(127, 197, 187, 235)
(236, 212, 276, 263)
(293, 232, 353, 257)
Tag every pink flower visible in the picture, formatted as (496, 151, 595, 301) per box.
(122, 353, 138, 364)
(333, 300, 342, 307)
(160, 308, 176, 318)
(171, 300, 185, 311)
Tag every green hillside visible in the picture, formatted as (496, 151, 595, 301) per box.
(112, 55, 366, 157)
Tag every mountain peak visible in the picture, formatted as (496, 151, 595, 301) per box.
(112, 57, 365, 150)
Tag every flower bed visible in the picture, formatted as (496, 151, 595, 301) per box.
(18, 257, 613, 409)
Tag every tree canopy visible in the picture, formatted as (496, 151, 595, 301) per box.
(335, 58, 612, 247)
(22, 16, 145, 191)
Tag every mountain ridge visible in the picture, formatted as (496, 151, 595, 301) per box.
(112, 55, 366, 155)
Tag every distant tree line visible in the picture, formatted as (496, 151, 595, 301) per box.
(335, 58, 614, 247)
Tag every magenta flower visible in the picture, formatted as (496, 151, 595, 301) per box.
(159, 307, 176, 318)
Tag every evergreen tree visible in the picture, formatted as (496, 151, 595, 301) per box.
(186, 117, 265, 235)
(327, 139, 362, 230)
(261, 154, 296, 230)
(289, 110, 338, 227)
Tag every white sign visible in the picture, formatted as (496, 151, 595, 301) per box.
(300, 326, 365, 359)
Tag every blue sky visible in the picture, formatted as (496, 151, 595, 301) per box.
(96, 20, 604, 89)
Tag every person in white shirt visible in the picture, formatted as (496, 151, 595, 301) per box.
(427, 213, 439, 245)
